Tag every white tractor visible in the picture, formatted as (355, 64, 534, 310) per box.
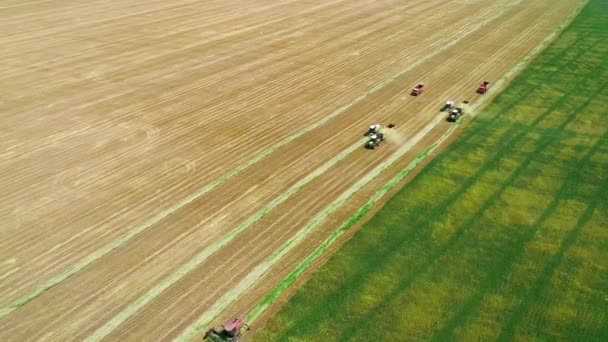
(441, 100, 455, 112)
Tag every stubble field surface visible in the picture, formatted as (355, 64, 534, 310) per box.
(0, 0, 586, 340)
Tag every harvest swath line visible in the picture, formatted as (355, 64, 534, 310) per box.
(1, 0, 300, 46)
(0, 0, 524, 321)
(0, 0, 56, 10)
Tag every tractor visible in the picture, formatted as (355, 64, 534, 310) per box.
(477, 81, 490, 94)
(364, 123, 395, 149)
(365, 132, 385, 149)
(441, 100, 455, 112)
(447, 107, 463, 122)
(410, 84, 425, 96)
(364, 123, 383, 136)
(204, 317, 250, 342)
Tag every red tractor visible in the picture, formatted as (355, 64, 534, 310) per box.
(204, 317, 250, 342)
(477, 81, 490, 94)
(411, 84, 425, 96)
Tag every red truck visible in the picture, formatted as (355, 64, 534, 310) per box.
(411, 84, 425, 96)
(477, 81, 490, 94)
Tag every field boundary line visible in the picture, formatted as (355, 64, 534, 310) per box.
(0, 0, 525, 321)
(244, 0, 591, 328)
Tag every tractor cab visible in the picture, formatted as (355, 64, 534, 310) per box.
(365, 139, 378, 149)
(365, 123, 383, 136)
(204, 317, 249, 342)
(441, 100, 455, 112)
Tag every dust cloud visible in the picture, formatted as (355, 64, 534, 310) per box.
(383, 127, 406, 146)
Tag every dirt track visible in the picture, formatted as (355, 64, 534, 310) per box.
(0, 0, 583, 340)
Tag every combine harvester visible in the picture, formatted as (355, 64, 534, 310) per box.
(204, 317, 249, 342)
(477, 81, 490, 94)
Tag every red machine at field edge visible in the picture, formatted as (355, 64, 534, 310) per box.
(477, 81, 490, 94)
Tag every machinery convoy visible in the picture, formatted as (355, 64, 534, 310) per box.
(364, 82, 488, 149)
(201, 80, 489, 339)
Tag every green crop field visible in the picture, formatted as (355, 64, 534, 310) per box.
(254, 1, 608, 340)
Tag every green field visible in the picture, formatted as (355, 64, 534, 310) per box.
(254, 1, 608, 340)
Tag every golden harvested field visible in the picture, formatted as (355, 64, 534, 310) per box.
(0, 0, 584, 340)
